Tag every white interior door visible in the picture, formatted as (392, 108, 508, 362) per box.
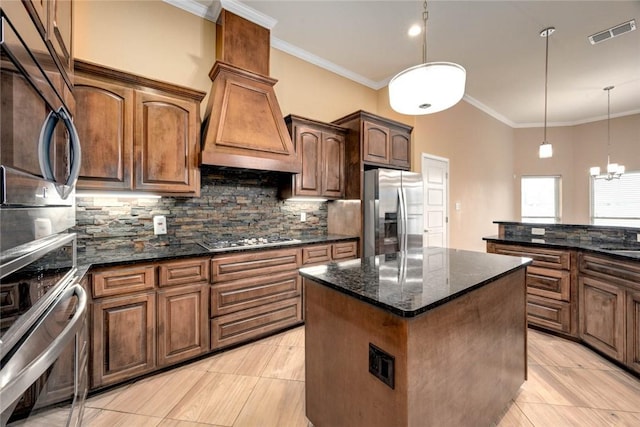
(421, 154, 449, 247)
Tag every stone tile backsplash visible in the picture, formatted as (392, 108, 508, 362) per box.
(501, 222, 640, 246)
(74, 167, 327, 253)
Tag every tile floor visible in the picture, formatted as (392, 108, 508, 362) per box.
(77, 327, 640, 427)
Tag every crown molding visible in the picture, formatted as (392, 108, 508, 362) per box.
(271, 37, 382, 90)
(162, 0, 219, 22)
(220, 0, 277, 29)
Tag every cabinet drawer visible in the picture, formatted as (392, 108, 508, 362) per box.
(526, 266, 570, 301)
(301, 245, 331, 266)
(211, 272, 301, 316)
(527, 294, 571, 334)
(92, 265, 156, 298)
(579, 253, 640, 289)
(159, 258, 210, 287)
(211, 297, 302, 349)
(490, 244, 570, 270)
(332, 241, 358, 260)
(211, 248, 300, 282)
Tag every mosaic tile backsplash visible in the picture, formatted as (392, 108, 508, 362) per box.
(498, 222, 640, 246)
(74, 167, 328, 254)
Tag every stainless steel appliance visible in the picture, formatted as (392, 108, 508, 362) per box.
(364, 169, 424, 257)
(199, 236, 302, 252)
(1, 2, 86, 425)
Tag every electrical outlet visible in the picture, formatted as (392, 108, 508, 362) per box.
(153, 216, 167, 235)
(637, 233, 640, 243)
(300, 212, 307, 222)
(531, 228, 545, 236)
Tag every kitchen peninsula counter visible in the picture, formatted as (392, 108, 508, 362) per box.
(299, 247, 531, 427)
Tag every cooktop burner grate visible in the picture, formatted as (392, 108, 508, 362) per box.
(199, 236, 302, 251)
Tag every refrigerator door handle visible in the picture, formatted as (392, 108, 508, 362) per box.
(398, 187, 406, 251)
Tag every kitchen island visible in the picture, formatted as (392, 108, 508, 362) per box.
(299, 247, 532, 427)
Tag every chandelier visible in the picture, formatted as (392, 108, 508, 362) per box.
(590, 86, 625, 180)
(388, 1, 466, 115)
(538, 27, 555, 159)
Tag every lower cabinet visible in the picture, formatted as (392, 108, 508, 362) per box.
(157, 283, 209, 367)
(486, 242, 576, 337)
(89, 257, 210, 389)
(91, 292, 156, 388)
(579, 252, 640, 374)
(578, 276, 626, 361)
(210, 248, 303, 350)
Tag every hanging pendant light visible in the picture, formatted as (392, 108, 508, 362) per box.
(388, 1, 466, 115)
(590, 86, 625, 180)
(538, 27, 554, 159)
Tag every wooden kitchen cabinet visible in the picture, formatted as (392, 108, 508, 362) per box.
(157, 283, 209, 367)
(91, 291, 156, 388)
(157, 258, 210, 366)
(333, 111, 412, 195)
(578, 276, 626, 361)
(301, 241, 358, 267)
(210, 248, 302, 349)
(74, 60, 205, 195)
(281, 115, 347, 199)
(628, 290, 640, 374)
(486, 242, 577, 336)
(579, 252, 640, 373)
(89, 257, 210, 389)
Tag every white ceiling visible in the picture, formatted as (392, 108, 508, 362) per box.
(171, 0, 640, 127)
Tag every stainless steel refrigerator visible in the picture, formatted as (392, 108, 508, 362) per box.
(363, 169, 424, 257)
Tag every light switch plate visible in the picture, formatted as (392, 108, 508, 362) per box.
(153, 216, 167, 235)
(531, 228, 545, 236)
(637, 233, 640, 242)
(300, 212, 307, 222)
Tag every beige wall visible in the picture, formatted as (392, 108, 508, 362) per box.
(411, 101, 516, 251)
(74, 0, 215, 95)
(514, 114, 640, 224)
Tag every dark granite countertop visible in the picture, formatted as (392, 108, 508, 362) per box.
(483, 235, 640, 261)
(77, 234, 358, 269)
(298, 247, 531, 318)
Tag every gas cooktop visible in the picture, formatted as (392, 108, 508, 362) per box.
(198, 236, 302, 252)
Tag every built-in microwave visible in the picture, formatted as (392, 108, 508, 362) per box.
(1, 1, 81, 253)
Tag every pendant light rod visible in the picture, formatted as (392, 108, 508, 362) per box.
(538, 27, 554, 159)
(605, 85, 614, 155)
(590, 85, 624, 180)
(541, 27, 554, 143)
(422, 1, 428, 63)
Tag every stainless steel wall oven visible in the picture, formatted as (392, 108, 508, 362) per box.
(1, 1, 85, 425)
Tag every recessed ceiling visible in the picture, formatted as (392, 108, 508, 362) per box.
(173, 0, 640, 127)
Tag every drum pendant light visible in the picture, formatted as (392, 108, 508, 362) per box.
(388, 1, 466, 115)
(538, 27, 555, 159)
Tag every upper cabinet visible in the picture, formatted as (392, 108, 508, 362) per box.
(74, 61, 205, 196)
(280, 115, 347, 199)
(332, 110, 413, 199)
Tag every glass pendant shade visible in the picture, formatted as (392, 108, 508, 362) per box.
(389, 62, 466, 115)
(538, 143, 553, 159)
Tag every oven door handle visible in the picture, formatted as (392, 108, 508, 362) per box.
(37, 106, 82, 200)
(0, 283, 87, 414)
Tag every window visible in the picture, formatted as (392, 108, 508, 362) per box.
(521, 176, 561, 223)
(591, 171, 640, 227)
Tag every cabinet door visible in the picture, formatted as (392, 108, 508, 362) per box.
(628, 290, 640, 374)
(321, 132, 345, 198)
(579, 276, 625, 361)
(157, 283, 209, 367)
(295, 126, 322, 196)
(134, 91, 199, 194)
(527, 294, 572, 334)
(301, 245, 331, 266)
(389, 129, 410, 169)
(74, 76, 134, 190)
(362, 121, 389, 165)
(526, 266, 570, 301)
(159, 258, 210, 288)
(332, 241, 358, 260)
(92, 264, 155, 298)
(91, 292, 156, 388)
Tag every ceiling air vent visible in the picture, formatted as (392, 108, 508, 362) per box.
(588, 19, 636, 45)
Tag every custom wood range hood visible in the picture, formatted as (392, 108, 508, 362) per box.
(200, 10, 300, 173)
